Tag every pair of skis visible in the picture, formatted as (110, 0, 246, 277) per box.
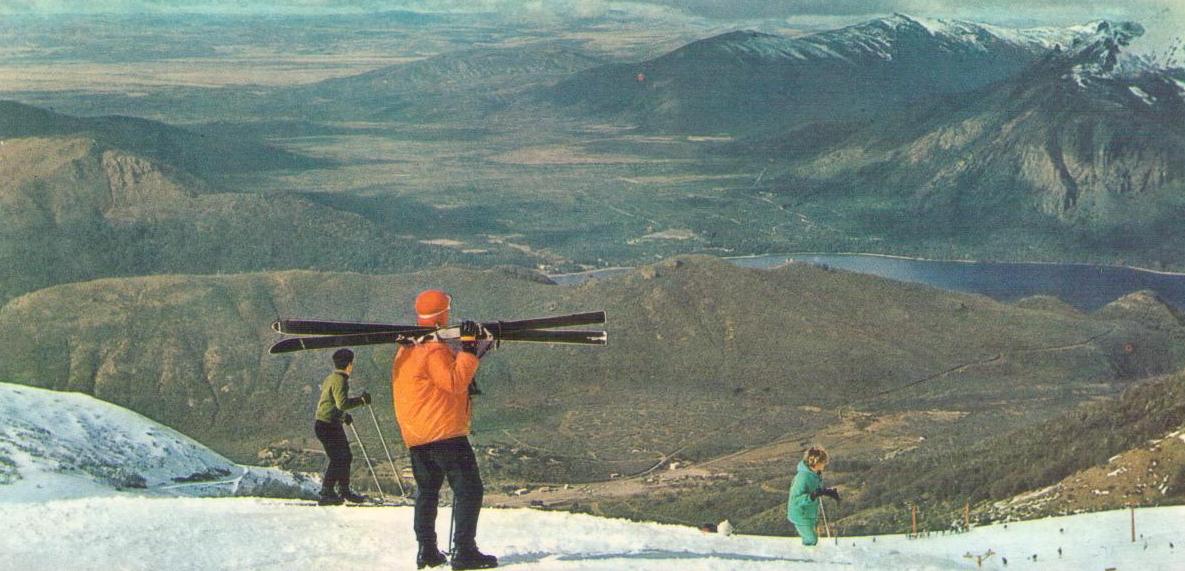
(269, 311, 607, 354)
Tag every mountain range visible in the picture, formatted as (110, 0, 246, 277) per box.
(271, 43, 606, 121)
(547, 14, 1108, 133)
(783, 20, 1182, 214)
(0, 101, 499, 302)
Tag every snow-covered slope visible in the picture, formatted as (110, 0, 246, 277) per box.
(803, 13, 1101, 62)
(0, 382, 317, 502)
(0, 498, 1180, 570)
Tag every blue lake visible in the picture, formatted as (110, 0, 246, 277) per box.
(551, 254, 1185, 311)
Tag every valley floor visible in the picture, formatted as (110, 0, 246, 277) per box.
(2, 497, 1181, 570)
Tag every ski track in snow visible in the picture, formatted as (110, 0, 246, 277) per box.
(1, 498, 1182, 570)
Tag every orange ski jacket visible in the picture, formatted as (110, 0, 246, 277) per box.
(391, 341, 480, 448)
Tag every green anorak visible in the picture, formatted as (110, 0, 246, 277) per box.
(314, 370, 365, 424)
(787, 460, 824, 524)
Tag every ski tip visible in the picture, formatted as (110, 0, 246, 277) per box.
(271, 319, 282, 333)
(268, 338, 301, 354)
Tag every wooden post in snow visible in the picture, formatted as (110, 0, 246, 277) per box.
(911, 504, 918, 537)
(1131, 506, 1136, 543)
(964, 501, 970, 531)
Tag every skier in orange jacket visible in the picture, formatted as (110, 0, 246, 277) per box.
(393, 289, 497, 570)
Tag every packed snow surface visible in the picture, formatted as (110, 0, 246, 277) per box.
(1, 498, 1181, 570)
(0, 383, 316, 501)
(2, 384, 1183, 568)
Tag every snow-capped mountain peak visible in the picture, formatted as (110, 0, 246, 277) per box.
(675, 15, 1105, 66)
(801, 14, 1117, 63)
(1064, 20, 1146, 75)
(1038, 20, 1158, 93)
(874, 13, 962, 36)
(670, 29, 837, 62)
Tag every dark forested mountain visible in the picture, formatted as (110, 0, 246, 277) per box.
(547, 14, 1104, 133)
(775, 21, 1185, 252)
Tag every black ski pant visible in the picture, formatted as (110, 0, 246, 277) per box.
(410, 436, 484, 548)
(314, 420, 352, 493)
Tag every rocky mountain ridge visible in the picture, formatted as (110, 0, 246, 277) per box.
(547, 14, 1108, 132)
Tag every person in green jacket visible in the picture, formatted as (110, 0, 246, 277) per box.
(787, 446, 840, 546)
(314, 348, 372, 506)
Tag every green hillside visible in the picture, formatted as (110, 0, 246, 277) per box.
(0, 100, 323, 178)
(1, 257, 1177, 492)
(844, 360, 1185, 535)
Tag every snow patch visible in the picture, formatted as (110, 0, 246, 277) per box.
(640, 229, 696, 241)
(1129, 85, 1156, 105)
(1002, 484, 1057, 505)
(894, 13, 950, 37)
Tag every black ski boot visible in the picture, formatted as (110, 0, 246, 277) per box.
(317, 488, 344, 506)
(450, 543, 497, 570)
(338, 488, 368, 504)
(416, 543, 448, 569)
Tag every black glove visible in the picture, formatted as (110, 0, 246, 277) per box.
(342, 413, 353, 425)
(809, 487, 835, 500)
(459, 320, 480, 354)
(360, 391, 372, 405)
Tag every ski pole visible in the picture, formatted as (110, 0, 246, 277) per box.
(830, 499, 840, 545)
(818, 498, 833, 541)
(349, 421, 385, 502)
(448, 500, 457, 558)
(367, 403, 406, 497)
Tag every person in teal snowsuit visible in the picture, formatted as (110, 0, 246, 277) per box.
(787, 446, 840, 546)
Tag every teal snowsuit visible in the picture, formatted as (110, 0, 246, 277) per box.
(787, 460, 823, 545)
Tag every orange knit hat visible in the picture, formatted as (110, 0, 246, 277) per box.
(415, 289, 451, 326)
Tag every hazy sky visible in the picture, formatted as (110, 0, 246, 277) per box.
(1, 0, 1180, 52)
